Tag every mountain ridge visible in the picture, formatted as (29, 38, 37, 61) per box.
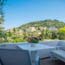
(18, 19, 65, 29)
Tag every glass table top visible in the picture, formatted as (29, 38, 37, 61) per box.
(18, 44, 55, 51)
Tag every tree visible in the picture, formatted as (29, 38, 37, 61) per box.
(51, 31, 58, 39)
(58, 27, 65, 40)
(0, 0, 7, 42)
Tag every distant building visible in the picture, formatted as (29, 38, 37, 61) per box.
(28, 27, 36, 32)
(38, 27, 47, 31)
(6, 28, 13, 33)
(43, 27, 47, 30)
(48, 27, 58, 31)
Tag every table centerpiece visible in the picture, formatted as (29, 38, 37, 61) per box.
(27, 36, 39, 47)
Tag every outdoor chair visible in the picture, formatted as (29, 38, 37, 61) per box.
(0, 49, 32, 65)
(51, 42, 65, 62)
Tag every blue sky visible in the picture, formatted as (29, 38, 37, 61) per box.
(4, 0, 65, 29)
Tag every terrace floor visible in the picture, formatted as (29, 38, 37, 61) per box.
(40, 59, 65, 65)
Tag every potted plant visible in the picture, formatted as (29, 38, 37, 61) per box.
(27, 36, 39, 47)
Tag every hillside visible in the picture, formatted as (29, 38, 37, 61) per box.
(3, 19, 65, 43)
(18, 19, 65, 29)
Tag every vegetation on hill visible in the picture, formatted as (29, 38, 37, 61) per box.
(19, 19, 65, 29)
(0, 19, 65, 43)
(5, 19, 65, 43)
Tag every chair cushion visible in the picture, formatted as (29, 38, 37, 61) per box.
(59, 43, 65, 51)
(52, 50, 65, 62)
(52, 50, 65, 58)
(0, 49, 31, 65)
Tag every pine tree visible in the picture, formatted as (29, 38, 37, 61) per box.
(0, 0, 7, 42)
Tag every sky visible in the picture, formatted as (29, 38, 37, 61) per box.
(4, 0, 65, 29)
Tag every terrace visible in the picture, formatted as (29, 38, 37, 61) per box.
(0, 40, 65, 65)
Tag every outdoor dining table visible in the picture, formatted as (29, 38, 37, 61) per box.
(17, 43, 55, 65)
